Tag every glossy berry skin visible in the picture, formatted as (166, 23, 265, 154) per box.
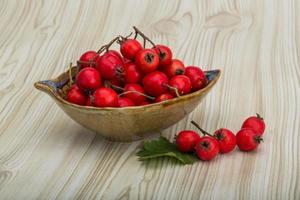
(93, 88, 118, 107)
(214, 128, 236, 153)
(195, 137, 220, 161)
(124, 62, 142, 83)
(184, 66, 208, 91)
(153, 45, 172, 66)
(169, 75, 191, 96)
(107, 50, 123, 61)
(236, 128, 262, 151)
(79, 51, 98, 68)
(241, 114, 265, 135)
(175, 130, 201, 153)
(118, 97, 135, 107)
(76, 67, 101, 90)
(135, 49, 159, 74)
(95, 52, 124, 80)
(120, 39, 143, 60)
(123, 83, 146, 105)
(163, 59, 185, 78)
(155, 93, 173, 103)
(142, 71, 169, 97)
(86, 95, 93, 106)
(137, 101, 150, 106)
(67, 85, 86, 105)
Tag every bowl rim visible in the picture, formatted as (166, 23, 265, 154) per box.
(34, 69, 221, 111)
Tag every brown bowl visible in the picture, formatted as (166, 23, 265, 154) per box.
(34, 67, 220, 142)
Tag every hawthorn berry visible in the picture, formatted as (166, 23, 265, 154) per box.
(214, 128, 236, 153)
(135, 49, 159, 74)
(118, 97, 135, 107)
(142, 71, 169, 97)
(175, 130, 201, 153)
(93, 87, 118, 107)
(120, 39, 143, 60)
(184, 66, 208, 91)
(67, 85, 86, 105)
(79, 51, 98, 68)
(195, 137, 219, 161)
(169, 75, 191, 96)
(153, 45, 172, 66)
(163, 59, 185, 78)
(236, 128, 262, 151)
(155, 93, 173, 103)
(241, 113, 265, 135)
(76, 67, 101, 90)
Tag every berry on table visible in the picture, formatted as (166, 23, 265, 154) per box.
(236, 128, 263, 151)
(241, 113, 265, 135)
(213, 128, 236, 153)
(175, 130, 201, 153)
(195, 136, 219, 161)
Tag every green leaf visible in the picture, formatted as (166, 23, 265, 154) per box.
(136, 136, 198, 165)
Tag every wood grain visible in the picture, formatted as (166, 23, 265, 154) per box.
(0, 0, 299, 199)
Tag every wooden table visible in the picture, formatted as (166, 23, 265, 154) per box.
(0, 0, 299, 199)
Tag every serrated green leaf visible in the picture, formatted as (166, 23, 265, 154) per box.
(136, 136, 198, 165)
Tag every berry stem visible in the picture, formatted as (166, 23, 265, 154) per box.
(68, 62, 73, 87)
(190, 120, 214, 137)
(133, 26, 156, 47)
(162, 83, 181, 97)
(256, 113, 264, 120)
(119, 91, 155, 100)
(97, 36, 121, 54)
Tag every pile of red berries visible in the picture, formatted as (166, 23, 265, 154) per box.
(175, 114, 266, 161)
(66, 27, 208, 107)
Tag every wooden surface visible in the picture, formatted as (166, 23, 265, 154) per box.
(0, 0, 299, 199)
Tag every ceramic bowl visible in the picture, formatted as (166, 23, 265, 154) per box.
(34, 67, 221, 142)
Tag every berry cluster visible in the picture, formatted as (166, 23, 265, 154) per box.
(175, 114, 266, 161)
(66, 27, 208, 107)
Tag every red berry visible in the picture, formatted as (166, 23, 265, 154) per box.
(124, 62, 142, 84)
(107, 50, 123, 61)
(118, 97, 135, 107)
(153, 45, 172, 66)
(76, 67, 101, 90)
(241, 114, 265, 135)
(137, 101, 150, 106)
(135, 49, 159, 74)
(163, 59, 185, 78)
(169, 75, 191, 96)
(184, 66, 208, 91)
(175, 130, 201, 153)
(236, 129, 262, 151)
(93, 87, 118, 107)
(86, 95, 93, 106)
(120, 39, 143, 60)
(79, 51, 98, 68)
(142, 71, 169, 97)
(155, 93, 173, 103)
(67, 85, 86, 105)
(95, 51, 124, 80)
(213, 128, 236, 153)
(123, 83, 146, 104)
(195, 137, 219, 161)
